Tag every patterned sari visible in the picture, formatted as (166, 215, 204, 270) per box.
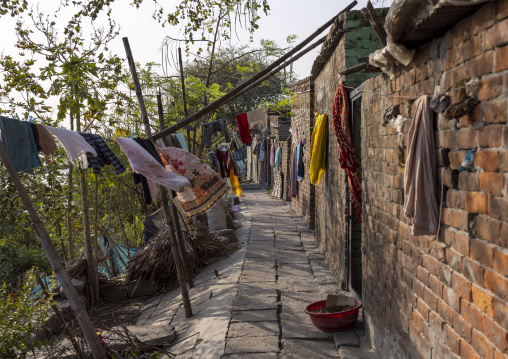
(157, 146, 228, 218)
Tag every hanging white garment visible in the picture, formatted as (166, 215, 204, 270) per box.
(116, 137, 191, 192)
(45, 126, 97, 168)
(404, 95, 438, 236)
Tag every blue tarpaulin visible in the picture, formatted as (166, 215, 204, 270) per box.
(30, 275, 58, 299)
(99, 235, 139, 277)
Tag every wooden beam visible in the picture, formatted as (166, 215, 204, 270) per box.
(361, 1, 387, 46)
(123, 37, 193, 318)
(150, 0, 358, 140)
(0, 141, 106, 359)
(340, 62, 379, 75)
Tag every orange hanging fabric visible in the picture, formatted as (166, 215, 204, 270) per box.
(331, 82, 362, 222)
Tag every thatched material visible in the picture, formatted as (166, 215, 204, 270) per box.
(124, 224, 239, 291)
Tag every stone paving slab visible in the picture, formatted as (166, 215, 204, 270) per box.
(233, 296, 278, 311)
(280, 339, 337, 358)
(231, 309, 278, 322)
(221, 353, 278, 359)
(227, 321, 280, 337)
(224, 335, 279, 354)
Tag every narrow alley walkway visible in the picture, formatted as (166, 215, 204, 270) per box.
(137, 188, 376, 358)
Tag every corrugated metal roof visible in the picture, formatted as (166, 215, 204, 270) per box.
(400, 3, 485, 48)
(274, 117, 291, 141)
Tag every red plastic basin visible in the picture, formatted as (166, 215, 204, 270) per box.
(304, 299, 362, 332)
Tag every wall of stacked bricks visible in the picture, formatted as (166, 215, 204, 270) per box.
(313, 11, 385, 286)
(358, 1, 508, 357)
(289, 77, 316, 228)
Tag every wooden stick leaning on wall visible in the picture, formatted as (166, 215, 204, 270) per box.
(150, 0, 358, 140)
(157, 92, 194, 288)
(0, 141, 107, 359)
(123, 37, 193, 318)
(361, 1, 387, 47)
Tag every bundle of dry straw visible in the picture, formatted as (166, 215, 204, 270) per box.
(124, 223, 239, 291)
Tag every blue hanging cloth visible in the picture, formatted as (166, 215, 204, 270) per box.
(0, 116, 41, 174)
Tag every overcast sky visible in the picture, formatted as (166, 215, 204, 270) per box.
(0, 0, 378, 79)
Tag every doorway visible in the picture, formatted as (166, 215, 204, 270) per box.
(347, 86, 363, 297)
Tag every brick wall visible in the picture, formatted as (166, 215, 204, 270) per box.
(289, 77, 316, 228)
(359, 1, 508, 357)
(313, 10, 384, 286)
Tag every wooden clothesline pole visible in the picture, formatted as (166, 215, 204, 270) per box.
(123, 37, 193, 318)
(157, 92, 194, 288)
(0, 141, 107, 359)
(178, 47, 193, 153)
(150, 1, 357, 141)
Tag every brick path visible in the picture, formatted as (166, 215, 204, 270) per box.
(137, 188, 376, 358)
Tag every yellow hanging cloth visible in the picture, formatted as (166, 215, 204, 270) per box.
(229, 166, 244, 197)
(309, 112, 328, 185)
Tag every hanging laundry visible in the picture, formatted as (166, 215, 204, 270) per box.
(202, 119, 230, 148)
(31, 124, 56, 162)
(296, 141, 305, 181)
(46, 126, 97, 168)
(229, 165, 244, 197)
(156, 146, 228, 218)
(233, 147, 247, 161)
(235, 113, 252, 145)
(116, 137, 190, 194)
(215, 149, 229, 178)
(237, 159, 247, 176)
(404, 95, 438, 236)
(270, 144, 275, 166)
(246, 108, 264, 123)
(274, 145, 282, 167)
(79, 132, 126, 176)
(288, 144, 298, 197)
(0, 116, 41, 174)
(232, 132, 244, 149)
(258, 141, 266, 162)
(227, 149, 240, 177)
(175, 132, 189, 152)
(332, 83, 362, 222)
(309, 112, 328, 186)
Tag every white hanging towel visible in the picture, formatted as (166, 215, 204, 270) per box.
(115, 137, 191, 192)
(45, 126, 97, 168)
(404, 95, 438, 236)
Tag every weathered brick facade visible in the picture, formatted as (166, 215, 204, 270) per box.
(284, 1, 508, 357)
(288, 77, 316, 228)
(360, 2, 508, 357)
(312, 10, 384, 286)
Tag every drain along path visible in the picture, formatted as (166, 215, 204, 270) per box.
(223, 188, 371, 359)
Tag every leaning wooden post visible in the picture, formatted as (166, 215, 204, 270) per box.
(178, 47, 192, 153)
(157, 92, 194, 288)
(35, 272, 86, 359)
(0, 140, 106, 359)
(123, 37, 193, 318)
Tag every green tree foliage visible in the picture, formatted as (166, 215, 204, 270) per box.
(0, 271, 53, 358)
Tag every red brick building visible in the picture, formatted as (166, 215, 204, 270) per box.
(289, 1, 508, 357)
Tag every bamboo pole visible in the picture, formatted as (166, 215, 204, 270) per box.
(0, 140, 106, 358)
(361, 1, 387, 47)
(67, 114, 75, 260)
(151, 1, 357, 140)
(178, 47, 192, 152)
(157, 92, 194, 288)
(123, 37, 193, 318)
(76, 111, 99, 303)
(35, 272, 85, 359)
